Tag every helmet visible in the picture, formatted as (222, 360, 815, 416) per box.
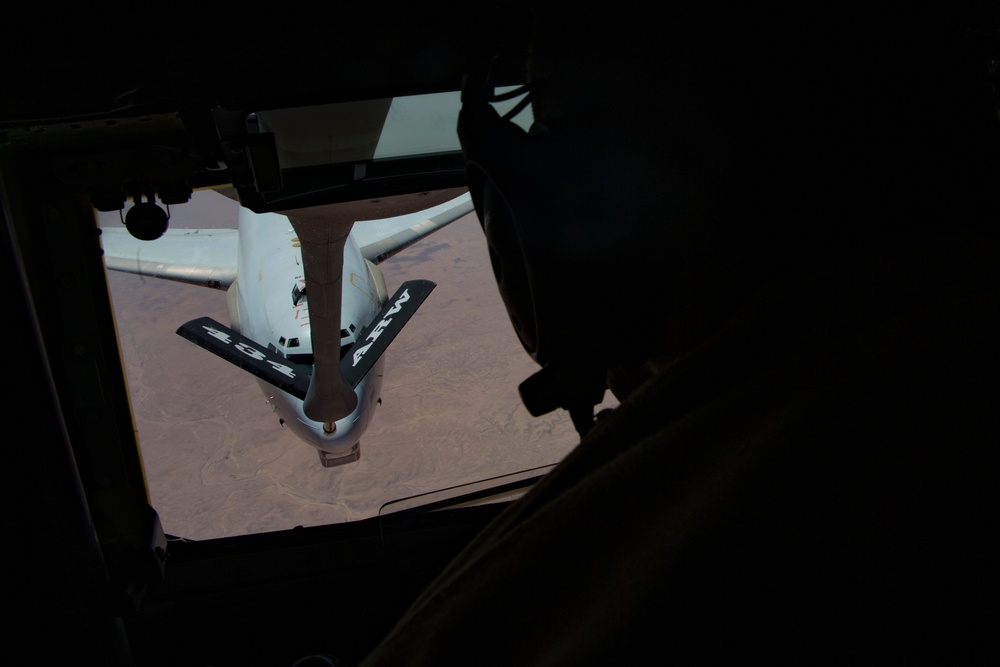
(458, 67, 674, 434)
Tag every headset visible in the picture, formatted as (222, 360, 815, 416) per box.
(458, 63, 676, 435)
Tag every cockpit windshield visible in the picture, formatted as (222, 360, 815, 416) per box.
(100, 89, 611, 540)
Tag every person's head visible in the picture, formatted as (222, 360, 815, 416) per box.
(461, 1, 1000, 417)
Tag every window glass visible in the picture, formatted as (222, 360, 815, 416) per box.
(98, 179, 611, 541)
(259, 88, 534, 170)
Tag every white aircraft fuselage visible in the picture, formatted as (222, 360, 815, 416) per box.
(231, 208, 389, 466)
(101, 189, 472, 467)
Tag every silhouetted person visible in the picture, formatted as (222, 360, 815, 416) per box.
(362, 2, 1000, 663)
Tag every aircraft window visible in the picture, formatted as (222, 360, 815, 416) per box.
(257, 89, 533, 171)
(100, 182, 615, 542)
(340, 329, 350, 338)
(279, 336, 286, 346)
(292, 284, 306, 306)
(374, 88, 533, 159)
(374, 92, 462, 159)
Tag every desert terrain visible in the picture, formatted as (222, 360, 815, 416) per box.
(101, 194, 595, 540)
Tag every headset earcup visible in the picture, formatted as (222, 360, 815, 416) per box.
(475, 167, 540, 358)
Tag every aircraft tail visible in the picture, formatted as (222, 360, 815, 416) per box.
(175, 279, 435, 398)
(340, 280, 436, 387)
(176, 318, 312, 398)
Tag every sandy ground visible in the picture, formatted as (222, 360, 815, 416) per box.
(102, 195, 600, 541)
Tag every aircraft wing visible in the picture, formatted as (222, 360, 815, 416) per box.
(100, 227, 239, 290)
(100, 189, 470, 287)
(353, 192, 473, 264)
